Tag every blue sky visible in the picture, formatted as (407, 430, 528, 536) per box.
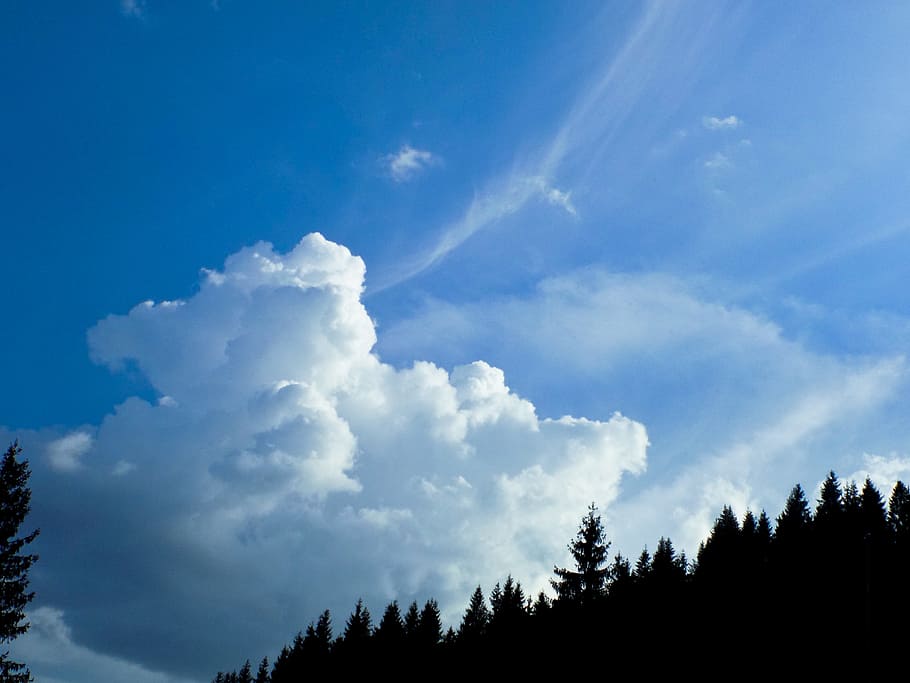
(4, 2, 910, 681)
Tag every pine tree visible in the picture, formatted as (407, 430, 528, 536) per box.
(254, 657, 269, 683)
(403, 601, 421, 643)
(775, 484, 812, 543)
(889, 481, 910, 544)
(458, 586, 489, 643)
(237, 660, 253, 683)
(0, 442, 40, 683)
(815, 471, 843, 533)
(860, 477, 888, 542)
(417, 599, 442, 649)
(342, 598, 372, 650)
(633, 547, 652, 584)
(551, 503, 611, 606)
(374, 600, 405, 646)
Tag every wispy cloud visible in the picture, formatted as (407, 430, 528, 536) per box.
(532, 177, 577, 216)
(376, 2, 716, 290)
(46, 431, 93, 472)
(704, 151, 731, 169)
(702, 115, 741, 130)
(385, 144, 439, 182)
(120, 0, 146, 18)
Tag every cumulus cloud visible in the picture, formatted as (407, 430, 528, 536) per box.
(30, 234, 647, 679)
(46, 431, 93, 472)
(9, 607, 196, 683)
(702, 114, 741, 130)
(531, 177, 577, 216)
(120, 0, 146, 18)
(377, 267, 908, 556)
(704, 151, 731, 169)
(384, 145, 438, 182)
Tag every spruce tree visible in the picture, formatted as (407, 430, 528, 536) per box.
(374, 600, 405, 646)
(237, 660, 253, 683)
(254, 657, 269, 683)
(0, 442, 40, 683)
(551, 503, 611, 606)
(458, 586, 490, 643)
(417, 599, 443, 649)
(889, 481, 910, 544)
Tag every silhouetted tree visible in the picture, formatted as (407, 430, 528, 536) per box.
(403, 601, 421, 644)
(237, 660, 253, 683)
(341, 598, 372, 651)
(417, 599, 443, 649)
(552, 503, 610, 606)
(374, 600, 405, 647)
(0, 442, 40, 683)
(458, 586, 489, 644)
(889, 481, 910, 542)
(254, 657, 269, 683)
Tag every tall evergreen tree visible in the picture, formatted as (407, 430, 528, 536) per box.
(254, 657, 269, 683)
(403, 601, 421, 643)
(417, 599, 443, 649)
(0, 442, 40, 683)
(775, 484, 812, 543)
(237, 660, 253, 683)
(860, 477, 888, 542)
(374, 600, 405, 646)
(889, 481, 910, 543)
(342, 598, 372, 649)
(551, 503, 611, 606)
(815, 471, 843, 533)
(458, 586, 490, 643)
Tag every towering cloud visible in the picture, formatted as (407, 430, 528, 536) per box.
(26, 234, 647, 679)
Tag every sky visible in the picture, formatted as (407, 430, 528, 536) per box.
(3, 1, 910, 680)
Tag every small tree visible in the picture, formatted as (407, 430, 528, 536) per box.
(552, 503, 610, 606)
(0, 442, 40, 683)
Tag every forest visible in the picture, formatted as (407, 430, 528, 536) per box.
(213, 471, 910, 681)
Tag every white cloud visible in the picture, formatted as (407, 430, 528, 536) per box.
(531, 177, 577, 216)
(846, 452, 910, 494)
(120, 0, 146, 18)
(377, 266, 908, 556)
(46, 431, 93, 472)
(704, 151, 731, 169)
(9, 607, 198, 683)
(702, 115, 741, 130)
(33, 234, 647, 678)
(385, 145, 438, 182)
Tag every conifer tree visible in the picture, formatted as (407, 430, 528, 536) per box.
(458, 586, 490, 643)
(403, 601, 421, 643)
(815, 471, 843, 533)
(237, 660, 253, 683)
(633, 547, 652, 583)
(775, 484, 812, 543)
(375, 600, 405, 646)
(417, 599, 443, 649)
(860, 477, 888, 542)
(254, 657, 269, 683)
(551, 503, 611, 606)
(0, 442, 39, 683)
(342, 598, 372, 650)
(889, 481, 910, 543)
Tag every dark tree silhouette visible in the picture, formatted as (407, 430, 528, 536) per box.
(254, 657, 269, 683)
(417, 599, 442, 649)
(551, 503, 610, 606)
(237, 660, 253, 683)
(341, 598, 372, 650)
(0, 442, 40, 683)
(458, 586, 489, 643)
(374, 600, 405, 646)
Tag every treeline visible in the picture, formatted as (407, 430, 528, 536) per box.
(213, 472, 910, 680)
